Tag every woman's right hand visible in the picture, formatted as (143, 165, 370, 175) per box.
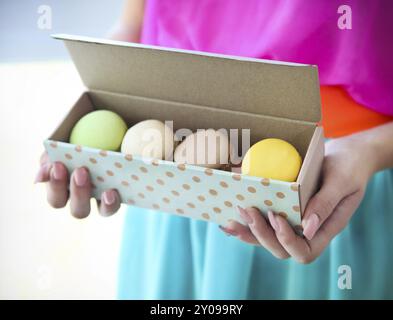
(35, 152, 122, 218)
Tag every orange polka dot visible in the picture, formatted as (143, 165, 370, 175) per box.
(187, 202, 195, 208)
(99, 150, 107, 157)
(213, 207, 221, 214)
(247, 186, 256, 193)
(166, 171, 174, 178)
(232, 174, 241, 181)
(156, 179, 165, 186)
(192, 176, 201, 183)
(261, 178, 270, 186)
(163, 197, 170, 203)
(182, 184, 191, 190)
(121, 181, 129, 187)
(278, 212, 288, 219)
(114, 162, 122, 169)
(171, 190, 180, 196)
(140, 166, 148, 173)
(290, 183, 299, 191)
(97, 176, 104, 182)
(197, 195, 206, 202)
(204, 168, 213, 176)
(131, 174, 139, 181)
(146, 185, 154, 192)
(138, 193, 145, 199)
(202, 213, 210, 220)
(153, 204, 160, 210)
(65, 153, 72, 160)
(89, 157, 97, 164)
(106, 170, 114, 176)
(276, 192, 285, 199)
(124, 154, 133, 161)
(50, 142, 57, 148)
(220, 181, 228, 188)
(177, 163, 186, 171)
(236, 194, 245, 201)
(151, 159, 159, 166)
(176, 208, 184, 214)
(127, 199, 135, 205)
(224, 201, 233, 207)
(292, 205, 300, 212)
(264, 200, 273, 206)
(209, 189, 218, 196)
(75, 145, 82, 152)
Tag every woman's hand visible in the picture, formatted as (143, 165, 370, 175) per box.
(221, 133, 380, 263)
(35, 152, 122, 218)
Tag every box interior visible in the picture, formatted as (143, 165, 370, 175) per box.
(49, 90, 317, 169)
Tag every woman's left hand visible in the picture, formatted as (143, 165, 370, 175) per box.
(221, 134, 377, 264)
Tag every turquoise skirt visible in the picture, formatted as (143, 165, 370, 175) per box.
(118, 168, 393, 299)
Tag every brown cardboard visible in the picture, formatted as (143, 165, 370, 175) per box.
(297, 126, 325, 212)
(46, 34, 325, 224)
(52, 34, 321, 123)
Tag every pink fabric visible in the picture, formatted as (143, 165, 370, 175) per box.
(141, 0, 393, 116)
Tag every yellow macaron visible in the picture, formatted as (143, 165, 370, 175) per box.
(241, 138, 302, 182)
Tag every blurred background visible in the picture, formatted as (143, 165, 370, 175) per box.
(0, 0, 127, 299)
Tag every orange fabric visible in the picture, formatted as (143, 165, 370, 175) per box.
(319, 86, 393, 138)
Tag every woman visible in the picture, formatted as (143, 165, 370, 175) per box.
(36, 0, 393, 299)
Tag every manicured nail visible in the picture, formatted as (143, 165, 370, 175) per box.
(103, 190, 116, 206)
(52, 163, 64, 181)
(237, 206, 253, 224)
(268, 211, 280, 232)
(303, 213, 320, 240)
(74, 168, 88, 187)
(219, 225, 238, 236)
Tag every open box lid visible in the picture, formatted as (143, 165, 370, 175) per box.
(53, 34, 321, 123)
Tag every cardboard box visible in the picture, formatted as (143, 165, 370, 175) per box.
(44, 34, 325, 231)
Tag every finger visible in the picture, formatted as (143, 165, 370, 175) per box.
(34, 162, 52, 183)
(270, 190, 362, 264)
(242, 207, 290, 259)
(69, 167, 92, 219)
(40, 152, 49, 166)
(220, 220, 260, 245)
(302, 180, 343, 240)
(46, 162, 69, 208)
(314, 190, 363, 246)
(97, 189, 121, 217)
(269, 212, 313, 264)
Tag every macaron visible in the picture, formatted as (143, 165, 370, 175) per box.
(121, 119, 174, 160)
(241, 138, 302, 182)
(174, 129, 230, 169)
(69, 110, 127, 151)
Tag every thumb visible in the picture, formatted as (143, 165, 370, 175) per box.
(302, 181, 343, 240)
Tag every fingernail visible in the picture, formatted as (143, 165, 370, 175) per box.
(103, 190, 116, 206)
(52, 163, 64, 181)
(303, 213, 320, 240)
(237, 206, 253, 224)
(219, 225, 238, 236)
(268, 211, 280, 232)
(74, 168, 88, 187)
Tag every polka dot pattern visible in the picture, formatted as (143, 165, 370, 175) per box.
(45, 139, 302, 228)
(276, 192, 285, 199)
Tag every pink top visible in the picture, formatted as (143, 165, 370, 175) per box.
(141, 0, 393, 116)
